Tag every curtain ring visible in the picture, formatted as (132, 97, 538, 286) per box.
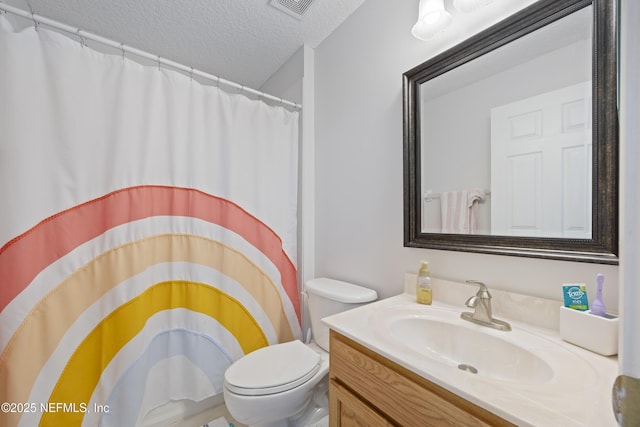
(189, 67, 194, 82)
(157, 55, 161, 71)
(31, 11, 39, 31)
(76, 29, 86, 47)
(120, 42, 126, 60)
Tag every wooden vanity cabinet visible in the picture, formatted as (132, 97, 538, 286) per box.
(329, 330, 515, 427)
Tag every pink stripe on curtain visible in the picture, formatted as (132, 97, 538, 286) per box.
(0, 185, 300, 321)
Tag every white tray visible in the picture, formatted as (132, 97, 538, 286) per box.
(559, 306, 618, 356)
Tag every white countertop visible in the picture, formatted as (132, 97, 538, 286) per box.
(323, 292, 619, 427)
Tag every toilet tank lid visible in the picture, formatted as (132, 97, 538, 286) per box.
(305, 278, 377, 303)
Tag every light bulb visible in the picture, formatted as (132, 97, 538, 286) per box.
(411, 0, 452, 40)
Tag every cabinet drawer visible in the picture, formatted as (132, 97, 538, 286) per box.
(329, 330, 514, 427)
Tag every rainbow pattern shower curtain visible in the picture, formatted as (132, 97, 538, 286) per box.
(0, 15, 301, 427)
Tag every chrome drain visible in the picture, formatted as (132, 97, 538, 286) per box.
(458, 364, 478, 374)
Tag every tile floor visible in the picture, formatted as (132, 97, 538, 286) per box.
(200, 409, 328, 427)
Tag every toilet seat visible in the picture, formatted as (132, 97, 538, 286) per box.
(224, 340, 321, 396)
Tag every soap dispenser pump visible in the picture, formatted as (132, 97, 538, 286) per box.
(416, 261, 432, 305)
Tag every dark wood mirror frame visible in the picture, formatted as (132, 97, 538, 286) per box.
(403, 0, 618, 264)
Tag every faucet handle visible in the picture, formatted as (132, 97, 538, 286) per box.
(466, 280, 491, 299)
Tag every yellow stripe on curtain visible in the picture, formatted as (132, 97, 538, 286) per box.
(41, 281, 267, 427)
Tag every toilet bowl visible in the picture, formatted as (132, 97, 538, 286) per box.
(224, 341, 329, 426)
(223, 278, 377, 427)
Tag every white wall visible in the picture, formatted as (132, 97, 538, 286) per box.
(314, 0, 619, 310)
(260, 47, 304, 105)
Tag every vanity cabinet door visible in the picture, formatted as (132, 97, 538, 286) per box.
(329, 379, 394, 427)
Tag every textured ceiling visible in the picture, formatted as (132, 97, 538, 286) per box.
(3, 0, 367, 89)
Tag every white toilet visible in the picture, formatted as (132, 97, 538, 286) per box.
(223, 278, 377, 427)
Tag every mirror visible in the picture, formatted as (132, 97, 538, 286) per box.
(403, 0, 618, 264)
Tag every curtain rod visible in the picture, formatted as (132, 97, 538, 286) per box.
(0, 3, 302, 110)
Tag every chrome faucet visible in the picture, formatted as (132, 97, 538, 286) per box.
(460, 280, 511, 331)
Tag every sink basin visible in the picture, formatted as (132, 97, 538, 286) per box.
(372, 306, 555, 384)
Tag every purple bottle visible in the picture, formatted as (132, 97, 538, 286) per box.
(591, 273, 606, 317)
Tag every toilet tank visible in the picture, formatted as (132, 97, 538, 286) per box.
(305, 278, 377, 351)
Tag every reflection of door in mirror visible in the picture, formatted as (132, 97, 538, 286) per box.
(419, 6, 592, 237)
(490, 82, 592, 238)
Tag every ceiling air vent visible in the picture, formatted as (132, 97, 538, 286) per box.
(269, 0, 316, 20)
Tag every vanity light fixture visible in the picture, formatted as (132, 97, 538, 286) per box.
(453, 0, 494, 13)
(412, 0, 495, 41)
(411, 0, 453, 41)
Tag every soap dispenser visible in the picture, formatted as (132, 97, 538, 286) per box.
(416, 261, 432, 305)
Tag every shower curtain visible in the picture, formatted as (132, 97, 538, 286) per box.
(0, 15, 301, 427)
